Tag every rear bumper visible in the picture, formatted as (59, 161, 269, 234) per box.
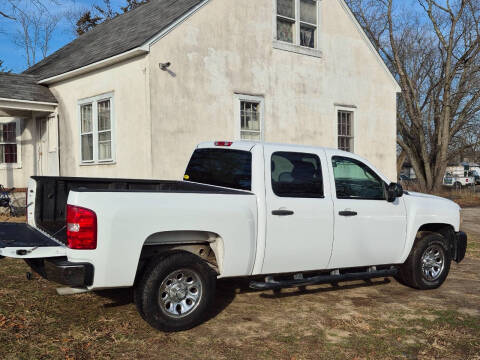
(454, 231, 467, 263)
(27, 257, 94, 287)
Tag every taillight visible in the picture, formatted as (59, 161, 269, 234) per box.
(66, 205, 97, 250)
(214, 141, 233, 146)
(466, 179, 469, 183)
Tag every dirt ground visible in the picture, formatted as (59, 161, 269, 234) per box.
(0, 211, 479, 360)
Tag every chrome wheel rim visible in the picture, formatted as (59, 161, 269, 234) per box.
(158, 268, 203, 318)
(421, 244, 445, 281)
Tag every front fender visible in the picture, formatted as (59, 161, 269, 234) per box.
(400, 192, 460, 263)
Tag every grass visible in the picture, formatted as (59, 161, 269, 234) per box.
(0, 211, 479, 359)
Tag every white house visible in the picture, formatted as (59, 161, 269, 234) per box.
(0, 0, 400, 189)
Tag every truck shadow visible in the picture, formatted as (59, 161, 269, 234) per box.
(93, 277, 392, 320)
(216, 277, 391, 299)
(94, 288, 135, 308)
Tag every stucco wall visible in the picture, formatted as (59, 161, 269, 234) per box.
(47, 0, 398, 183)
(0, 110, 36, 188)
(49, 56, 152, 179)
(147, 0, 398, 180)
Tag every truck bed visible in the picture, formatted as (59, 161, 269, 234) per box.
(32, 176, 250, 243)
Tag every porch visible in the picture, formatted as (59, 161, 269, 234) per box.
(0, 73, 59, 193)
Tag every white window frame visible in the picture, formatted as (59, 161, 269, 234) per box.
(78, 92, 115, 165)
(273, 0, 322, 58)
(335, 104, 356, 153)
(234, 94, 265, 141)
(0, 117, 22, 169)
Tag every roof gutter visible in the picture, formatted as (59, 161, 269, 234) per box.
(37, 48, 149, 85)
(0, 98, 57, 112)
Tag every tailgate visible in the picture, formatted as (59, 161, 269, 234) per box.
(0, 222, 66, 259)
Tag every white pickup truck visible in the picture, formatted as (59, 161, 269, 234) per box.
(0, 141, 467, 331)
(443, 172, 475, 188)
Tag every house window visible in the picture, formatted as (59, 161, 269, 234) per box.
(276, 0, 318, 48)
(235, 94, 264, 141)
(338, 110, 353, 152)
(0, 121, 18, 164)
(79, 93, 114, 164)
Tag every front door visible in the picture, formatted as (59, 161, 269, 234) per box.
(36, 117, 48, 176)
(35, 115, 59, 176)
(261, 146, 334, 274)
(328, 155, 407, 269)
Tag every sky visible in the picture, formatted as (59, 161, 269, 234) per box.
(0, 0, 428, 74)
(0, 0, 126, 73)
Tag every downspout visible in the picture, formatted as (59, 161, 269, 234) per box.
(145, 55, 153, 178)
(55, 109, 61, 176)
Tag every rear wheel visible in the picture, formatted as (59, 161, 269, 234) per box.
(397, 233, 451, 290)
(454, 181, 462, 189)
(134, 252, 216, 332)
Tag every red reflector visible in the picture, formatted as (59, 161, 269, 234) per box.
(466, 179, 469, 182)
(214, 141, 233, 146)
(66, 205, 97, 250)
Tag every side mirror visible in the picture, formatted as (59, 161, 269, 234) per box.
(387, 182, 403, 202)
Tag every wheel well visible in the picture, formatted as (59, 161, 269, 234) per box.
(416, 223, 455, 253)
(417, 223, 454, 238)
(135, 231, 224, 284)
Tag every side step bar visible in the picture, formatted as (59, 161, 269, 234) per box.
(249, 267, 398, 290)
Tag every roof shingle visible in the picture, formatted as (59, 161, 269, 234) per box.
(0, 73, 57, 103)
(24, 0, 204, 80)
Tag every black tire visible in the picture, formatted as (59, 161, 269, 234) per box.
(397, 233, 451, 290)
(134, 252, 216, 332)
(454, 181, 462, 189)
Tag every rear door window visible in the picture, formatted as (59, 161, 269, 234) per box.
(271, 152, 324, 198)
(184, 148, 252, 191)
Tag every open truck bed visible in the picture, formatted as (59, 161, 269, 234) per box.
(31, 176, 248, 243)
(1, 175, 248, 286)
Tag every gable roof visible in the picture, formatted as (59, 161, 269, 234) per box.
(0, 73, 57, 103)
(24, 0, 204, 81)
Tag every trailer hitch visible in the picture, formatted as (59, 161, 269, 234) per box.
(16, 247, 38, 256)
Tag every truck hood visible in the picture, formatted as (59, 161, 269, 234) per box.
(404, 191, 459, 208)
(403, 191, 461, 231)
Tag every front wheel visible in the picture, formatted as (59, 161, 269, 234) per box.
(397, 233, 451, 290)
(135, 252, 216, 332)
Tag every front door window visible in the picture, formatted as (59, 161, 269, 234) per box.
(332, 156, 385, 200)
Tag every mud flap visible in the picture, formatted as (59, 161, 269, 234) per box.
(454, 231, 467, 263)
(0, 222, 66, 259)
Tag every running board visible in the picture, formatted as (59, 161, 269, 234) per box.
(249, 268, 398, 290)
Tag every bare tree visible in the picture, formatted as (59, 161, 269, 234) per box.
(74, 0, 149, 36)
(120, 0, 149, 13)
(74, 0, 118, 36)
(347, 0, 480, 191)
(0, 0, 58, 20)
(14, 6, 61, 67)
(449, 114, 480, 163)
(0, 60, 11, 72)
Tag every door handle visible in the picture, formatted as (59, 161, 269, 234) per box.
(272, 210, 294, 216)
(339, 210, 357, 217)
